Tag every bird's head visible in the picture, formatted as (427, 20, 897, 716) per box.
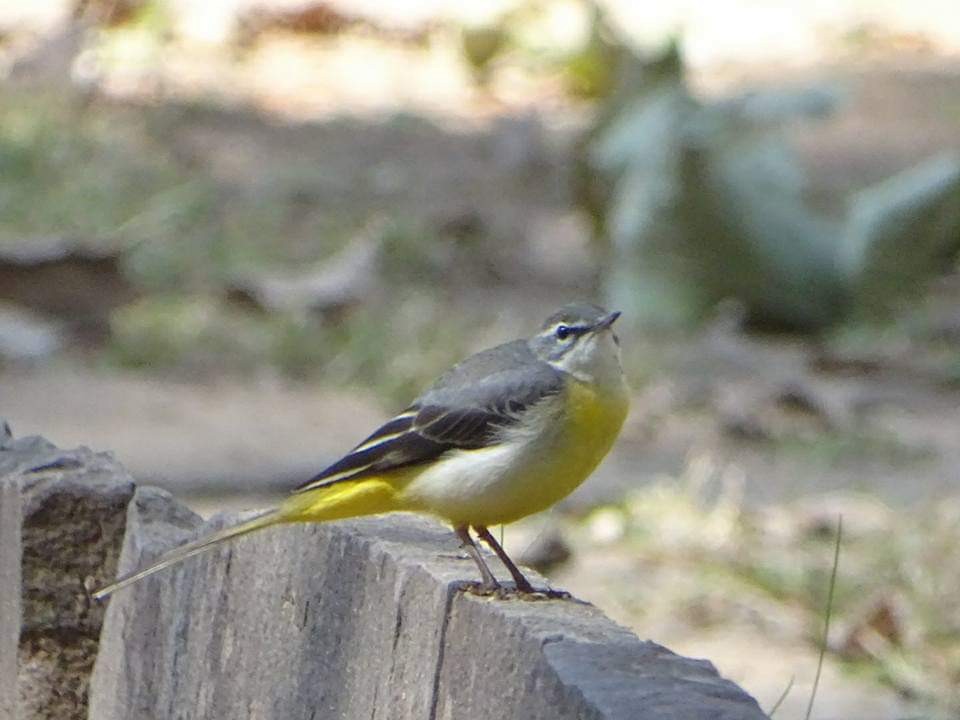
(529, 302, 623, 383)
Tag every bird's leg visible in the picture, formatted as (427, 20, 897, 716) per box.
(473, 526, 535, 593)
(454, 525, 500, 591)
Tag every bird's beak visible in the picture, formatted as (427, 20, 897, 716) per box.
(593, 311, 621, 331)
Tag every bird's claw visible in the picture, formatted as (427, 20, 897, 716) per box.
(456, 581, 572, 601)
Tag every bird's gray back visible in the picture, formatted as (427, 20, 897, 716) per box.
(419, 339, 562, 410)
(294, 339, 564, 494)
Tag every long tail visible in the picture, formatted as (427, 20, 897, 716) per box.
(93, 474, 406, 600)
(91, 508, 280, 600)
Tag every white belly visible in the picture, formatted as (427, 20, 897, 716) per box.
(398, 402, 566, 526)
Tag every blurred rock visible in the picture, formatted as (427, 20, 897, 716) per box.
(515, 527, 572, 575)
(718, 404, 771, 442)
(717, 379, 839, 442)
(774, 382, 827, 417)
(0, 437, 136, 720)
(227, 230, 382, 314)
(437, 209, 485, 240)
(0, 302, 63, 361)
(0, 238, 134, 344)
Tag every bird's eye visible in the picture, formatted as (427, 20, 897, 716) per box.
(555, 325, 571, 340)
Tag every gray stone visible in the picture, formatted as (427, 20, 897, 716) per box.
(435, 593, 762, 720)
(5, 435, 767, 719)
(91, 508, 768, 720)
(86, 487, 204, 719)
(0, 236, 134, 344)
(227, 230, 382, 314)
(0, 303, 63, 361)
(0, 440, 136, 720)
(0, 470, 22, 720)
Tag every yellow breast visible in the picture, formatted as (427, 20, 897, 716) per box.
(551, 377, 629, 496)
(474, 375, 629, 525)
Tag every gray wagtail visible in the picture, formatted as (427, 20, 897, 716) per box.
(93, 302, 628, 598)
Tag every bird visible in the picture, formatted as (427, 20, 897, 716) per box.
(92, 302, 629, 599)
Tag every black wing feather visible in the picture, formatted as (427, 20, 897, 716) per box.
(416, 406, 498, 449)
(293, 340, 562, 494)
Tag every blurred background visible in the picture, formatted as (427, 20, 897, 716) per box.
(1, 0, 959, 717)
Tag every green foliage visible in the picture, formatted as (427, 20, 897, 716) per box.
(107, 293, 470, 404)
(109, 296, 280, 374)
(456, 0, 626, 100)
(0, 91, 285, 291)
(554, 3, 624, 100)
(0, 91, 480, 394)
(583, 42, 960, 332)
(0, 93, 187, 248)
(120, 183, 301, 292)
(774, 428, 932, 468)
(844, 156, 960, 316)
(378, 219, 451, 284)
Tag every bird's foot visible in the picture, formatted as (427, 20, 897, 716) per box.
(520, 587, 573, 601)
(457, 580, 502, 597)
(456, 581, 572, 601)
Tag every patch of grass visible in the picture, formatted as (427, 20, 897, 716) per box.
(379, 219, 453, 285)
(0, 92, 190, 248)
(0, 91, 265, 288)
(595, 459, 960, 716)
(108, 295, 280, 375)
(107, 293, 471, 404)
(0, 92, 365, 286)
(0, 93, 475, 392)
(301, 296, 472, 406)
(775, 428, 933, 467)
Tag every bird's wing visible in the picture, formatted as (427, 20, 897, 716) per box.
(293, 341, 562, 494)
